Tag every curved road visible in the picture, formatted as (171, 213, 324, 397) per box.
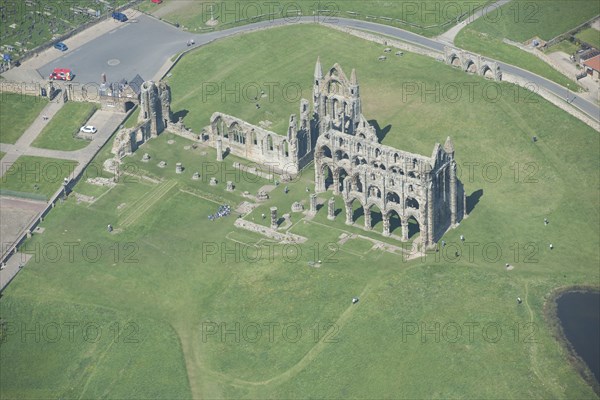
(36, 14, 598, 124)
(189, 16, 598, 123)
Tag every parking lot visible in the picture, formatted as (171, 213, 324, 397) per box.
(38, 13, 191, 85)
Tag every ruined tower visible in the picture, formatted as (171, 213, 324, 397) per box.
(313, 60, 464, 249)
(140, 81, 171, 137)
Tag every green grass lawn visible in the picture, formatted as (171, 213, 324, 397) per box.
(0, 156, 78, 199)
(123, 107, 141, 129)
(464, 0, 599, 43)
(0, 94, 48, 144)
(549, 40, 581, 56)
(31, 101, 99, 151)
(0, 24, 598, 399)
(455, 1, 600, 89)
(139, 0, 493, 37)
(576, 27, 600, 49)
(456, 28, 578, 88)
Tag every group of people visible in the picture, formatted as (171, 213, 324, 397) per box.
(208, 204, 231, 221)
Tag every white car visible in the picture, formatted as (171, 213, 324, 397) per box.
(80, 126, 97, 133)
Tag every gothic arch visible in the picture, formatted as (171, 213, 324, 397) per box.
(318, 145, 332, 159)
(386, 209, 403, 235)
(351, 173, 363, 193)
(448, 53, 461, 67)
(405, 197, 420, 210)
(282, 140, 289, 157)
(337, 167, 349, 193)
(367, 203, 384, 232)
(480, 64, 495, 79)
(386, 191, 400, 205)
(464, 59, 477, 73)
(321, 163, 334, 191)
(368, 185, 382, 199)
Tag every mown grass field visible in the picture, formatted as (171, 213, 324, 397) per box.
(549, 40, 581, 56)
(0, 24, 598, 399)
(460, 0, 598, 43)
(31, 101, 99, 151)
(455, 0, 600, 88)
(0, 155, 78, 199)
(123, 107, 140, 129)
(0, 93, 48, 144)
(576, 27, 600, 49)
(139, 0, 493, 37)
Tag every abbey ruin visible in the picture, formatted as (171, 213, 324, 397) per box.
(310, 58, 465, 248)
(111, 59, 465, 248)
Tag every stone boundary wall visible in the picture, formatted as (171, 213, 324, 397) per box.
(328, 25, 598, 132)
(326, 24, 442, 59)
(503, 38, 577, 82)
(232, 162, 274, 180)
(545, 15, 600, 48)
(502, 72, 599, 132)
(7, 0, 143, 66)
(0, 81, 46, 97)
(0, 106, 134, 267)
(234, 219, 307, 243)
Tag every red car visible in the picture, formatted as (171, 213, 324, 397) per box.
(49, 68, 73, 81)
(151, 0, 162, 4)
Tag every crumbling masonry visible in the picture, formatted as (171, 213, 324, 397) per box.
(311, 58, 465, 248)
(111, 81, 171, 159)
(113, 63, 465, 248)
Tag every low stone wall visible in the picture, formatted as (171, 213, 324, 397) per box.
(0, 81, 45, 97)
(503, 38, 577, 82)
(502, 72, 599, 132)
(232, 162, 274, 180)
(328, 24, 597, 131)
(8, 0, 143, 66)
(234, 219, 307, 243)
(326, 25, 443, 59)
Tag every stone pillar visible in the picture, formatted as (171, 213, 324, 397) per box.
(333, 171, 340, 195)
(315, 164, 324, 193)
(426, 183, 434, 247)
(309, 194, 317, 214)
(327, 197, 335, 220)
(345, 202, 353, 225)
(382, 214, 390, 237)
(364, 207, 371, 230)
(401, 220, 409, 241)
(270, 207, 278, 230)
(216, 138, 223, 161)
(449, 161, 457, 225)
(463, 192, 468, 218)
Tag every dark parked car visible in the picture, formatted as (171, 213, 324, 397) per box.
(54, 42, 68, 51)
(112, 12, 128, 22)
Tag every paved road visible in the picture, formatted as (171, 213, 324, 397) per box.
(437, 0, 512, 44)
(0, 109, 125, 168)
(38, 13, 192, 85)
(28, 12, 600, 124)
(195, 15, 599, 122)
